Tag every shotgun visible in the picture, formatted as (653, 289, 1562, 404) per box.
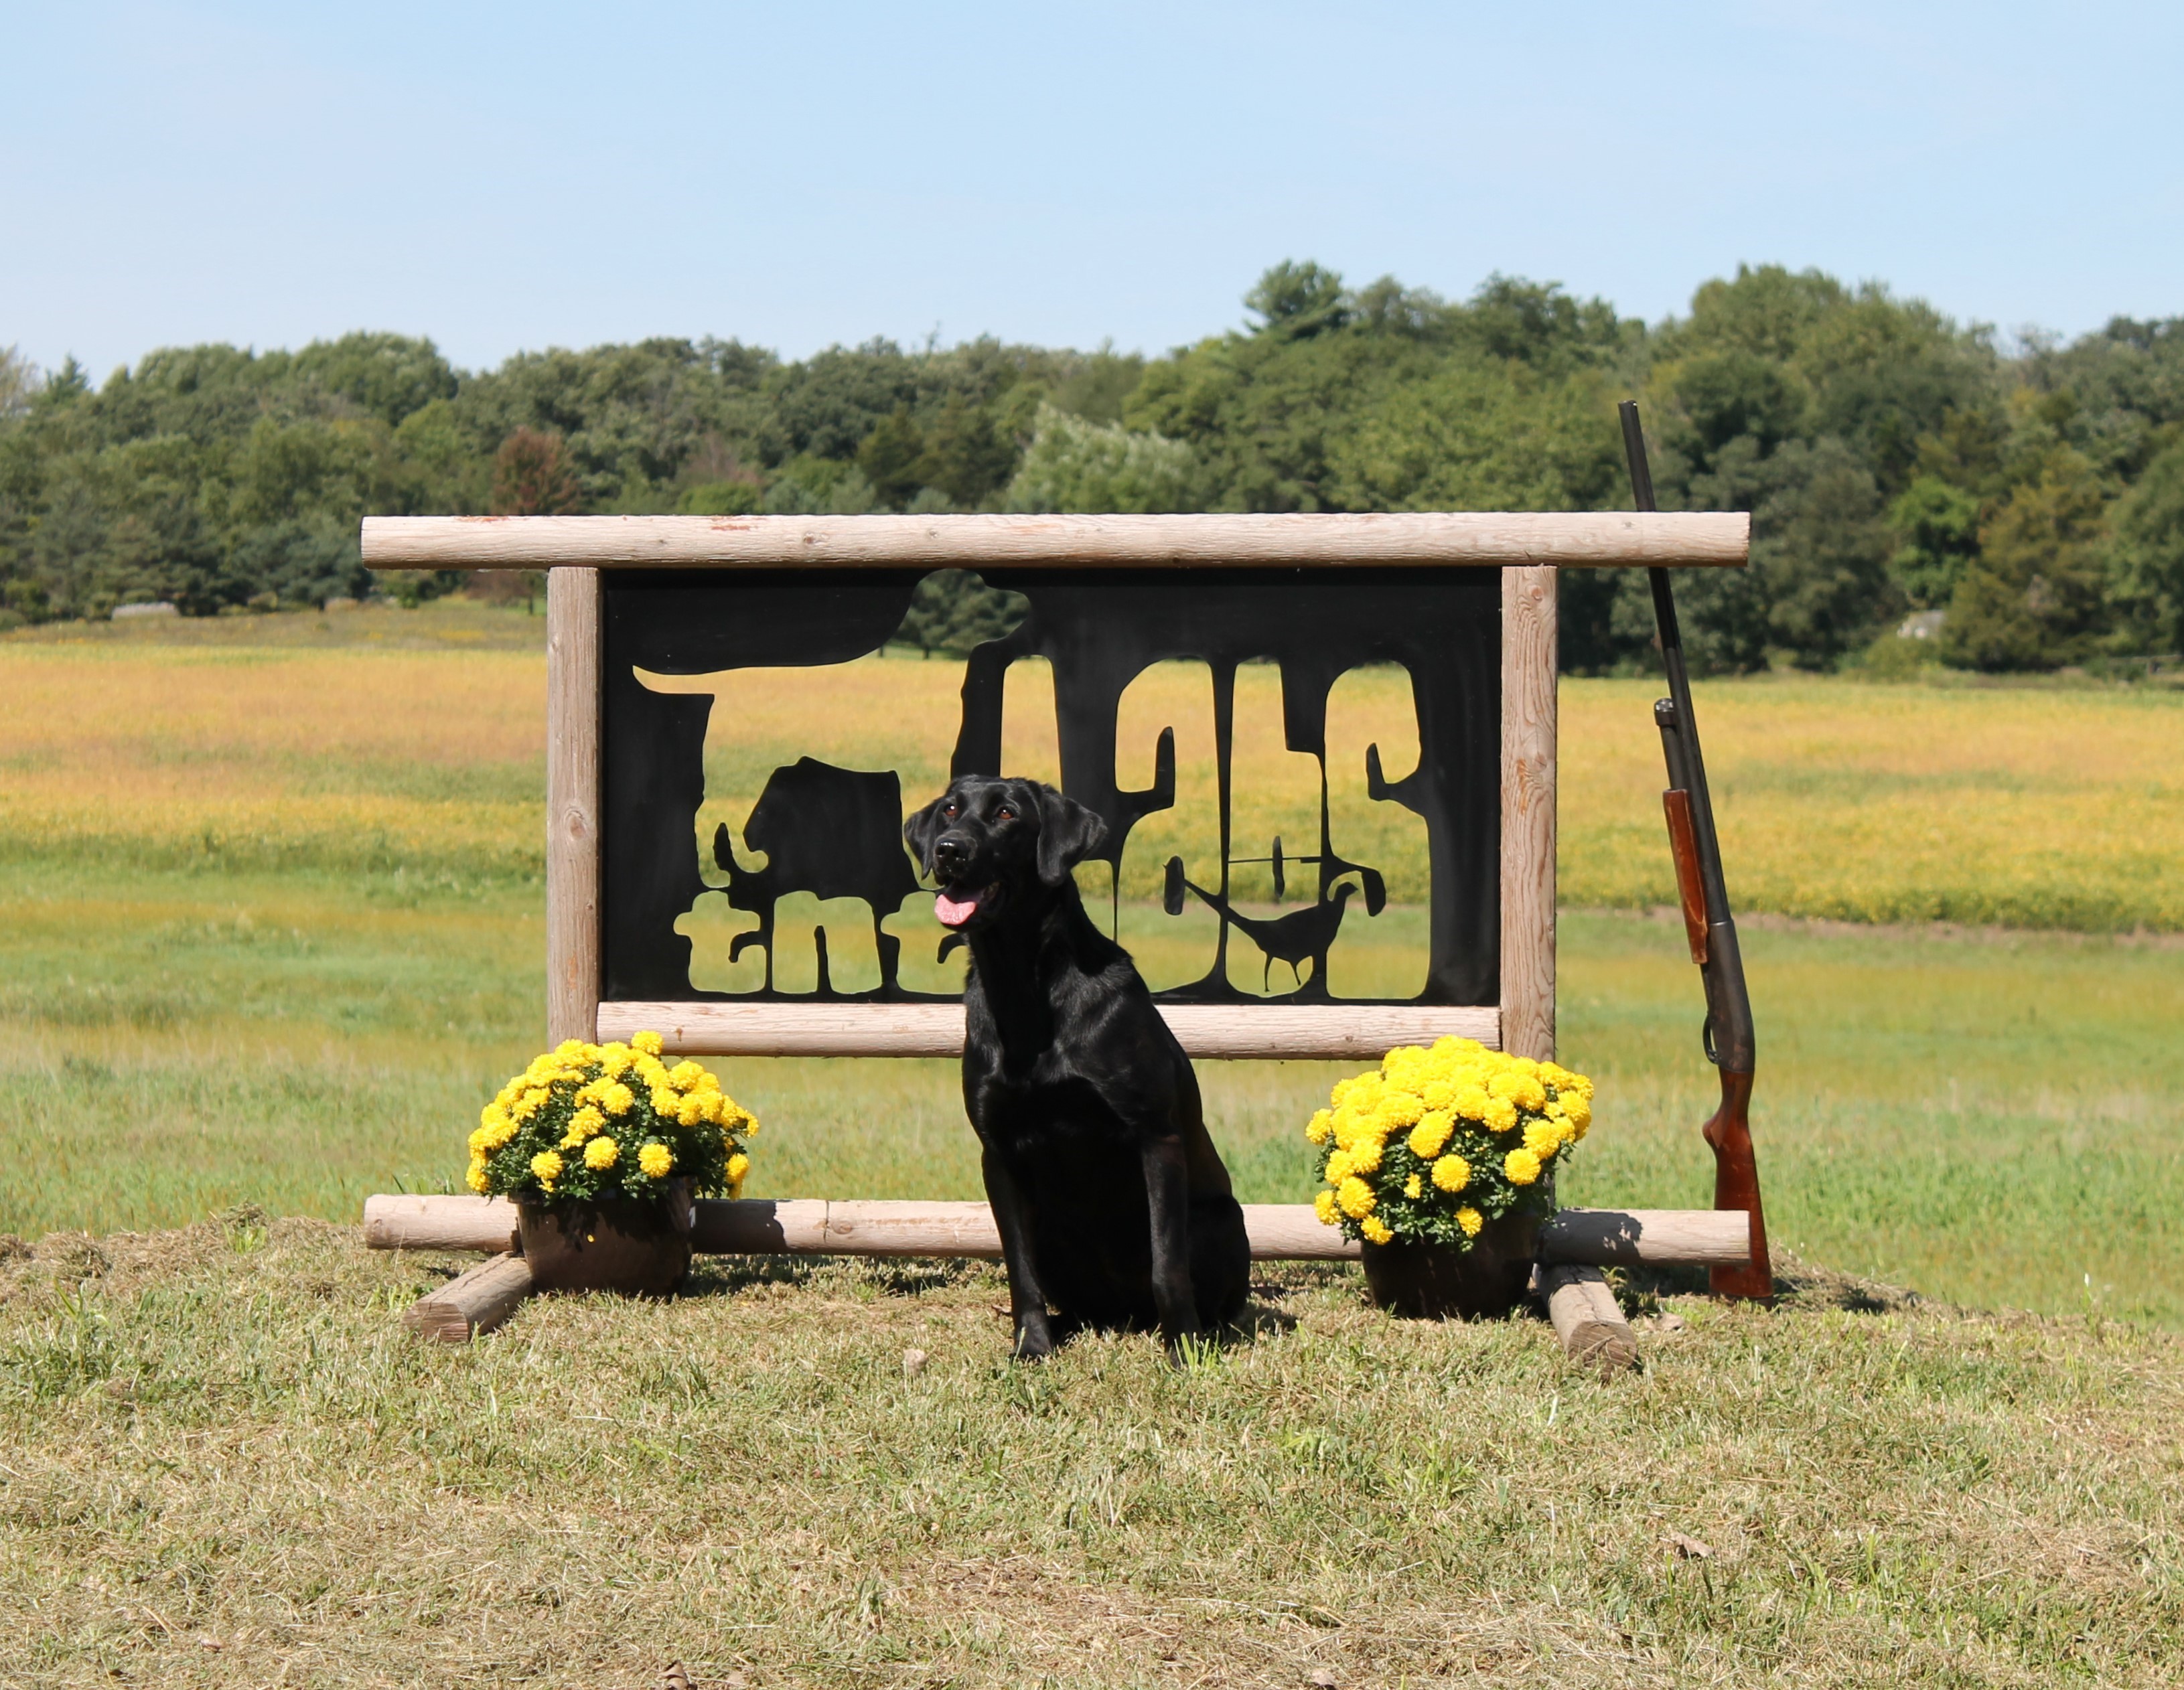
(1619, 400, 1773, 1300)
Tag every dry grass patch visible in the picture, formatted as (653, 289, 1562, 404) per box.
(1, 1220, 2179, 1687)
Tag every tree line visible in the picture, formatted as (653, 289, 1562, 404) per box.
(3, 260, 2180, 673)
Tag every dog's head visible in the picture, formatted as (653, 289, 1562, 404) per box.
(903, 775, 1109, 931)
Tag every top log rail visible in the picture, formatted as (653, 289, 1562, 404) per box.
(362, 512, 1750, 572)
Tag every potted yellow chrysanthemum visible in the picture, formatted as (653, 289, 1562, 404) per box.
(467, 1032, 757, 1294)
(1307, 1036, 1593, 1318)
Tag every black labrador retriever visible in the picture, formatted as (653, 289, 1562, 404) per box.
(905, 774, 1250, 1357)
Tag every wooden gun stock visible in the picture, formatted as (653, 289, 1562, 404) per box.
(1702, 1070, 1771, 1300)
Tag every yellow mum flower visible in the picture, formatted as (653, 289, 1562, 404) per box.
(1360, 1216, 1394, 1245)
(584, 1136, 620, 1170)
(1375, 1092, 1425, 1131)
(1403, 1173, 1423, 1199)
(1490, 1069, 1547, 1112)
(1337, 1176, 1376, 1219)
(465, 1157, 490, 1193)
(638, 1142, 674, 1178)
(1522, 1120, 1562, 1160)
(1347, 1135, 1386, 1175)
(1431, 1154, 1471, 1193)
(1483, 1097, 1519, 1133)
(601, 1082, 635, 1117)
(1407, 1111, 1454, 1160)
(530, 1150, 565, 1184)
(1452, 1085, 1490, 1122)
(667, 1060, 705, 1089)
(1313, 1188, 1339, 1226)
(1323, 1149, 1353, 1186)
(1503, 1147, 1542, 1185)
(1563, 1093, 1592, 1137)
(509, 1089, 545, 1122)
(632, 1030, 665, 1057)
(1305, 1109, 1334, 1146)
(569, 1104, 603, 1138)
(555, 1038, 587, 1061)
(1421, 1078, 1457, 1112)
(727, 1152, 749, 1182)
(1455, 1206, 1484, 1237)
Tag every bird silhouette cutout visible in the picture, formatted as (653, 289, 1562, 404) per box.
(1165, 857, 1357, 993)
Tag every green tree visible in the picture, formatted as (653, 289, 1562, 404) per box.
(491, 428, 583, 516)
(1889, 475, 1982, 607)
(2106, 438, 2184, 654)
(1942, 452, 2110, 670)
(1003, 406, 1198, 514)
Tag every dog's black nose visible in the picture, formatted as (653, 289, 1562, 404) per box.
(934, 833, 972, 870)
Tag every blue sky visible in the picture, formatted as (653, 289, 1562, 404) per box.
(5, 1, 2179, 378)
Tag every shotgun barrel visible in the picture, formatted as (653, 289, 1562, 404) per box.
(1619, 400, 1773, 1300)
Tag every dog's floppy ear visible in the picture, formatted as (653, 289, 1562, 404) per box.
(1033, 783, 1108, 887)
(903, 791, 950, 879)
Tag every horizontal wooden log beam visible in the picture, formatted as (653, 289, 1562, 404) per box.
(366, 1193, 520, 1253)
(362, 512, 1749, 572)
(597, 1000, 1501, 1061)
(1536, 1206, 1751, 1267)
(363, 1195, 1745, 1268)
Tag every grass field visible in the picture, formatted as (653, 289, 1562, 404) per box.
(3, 1222, 2179, 1687)
(1, 601, 2179, 1324)
(3, 603, 2183, 1687)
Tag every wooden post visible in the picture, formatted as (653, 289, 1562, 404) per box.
(1500, 564, 1557, 1062)
(547, 566, 602, 1045)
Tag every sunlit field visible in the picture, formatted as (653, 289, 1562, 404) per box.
(1, 602, 2180, 1324)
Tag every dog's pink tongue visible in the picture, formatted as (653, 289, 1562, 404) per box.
(934, 890, 980, 929)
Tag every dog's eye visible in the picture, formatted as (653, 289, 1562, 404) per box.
(996, 806, 1015, 822)
(942, 803, 958, 818)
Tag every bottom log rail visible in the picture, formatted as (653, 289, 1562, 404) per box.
(365, 1194, 1750, 1268)
(372, 1197, 1743, 1357)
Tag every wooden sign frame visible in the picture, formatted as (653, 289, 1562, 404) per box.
(363, 511, 1748, 1065)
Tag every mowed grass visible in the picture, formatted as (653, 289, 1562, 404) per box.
(3, 1223, 2180, 1687)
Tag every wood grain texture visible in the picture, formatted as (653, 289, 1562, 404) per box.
(362, 512, 1750, 571)
(402, 1253, 534, 1342)
(1537, 1207, 1751, 1267)
(1540, 1261, 1638, 1371)
(546, 567, 602, 1045)
(595, 1000, 1502, 1060)
(1500, 564, 1558, 1062)
(364, 1193, 520, 1253)
(363, 1196, 1744, 1267)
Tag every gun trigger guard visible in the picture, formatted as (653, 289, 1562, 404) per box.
(1701, 1012, 1719, 1066)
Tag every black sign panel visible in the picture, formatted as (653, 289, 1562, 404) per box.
(601, 568, 1500, 1007)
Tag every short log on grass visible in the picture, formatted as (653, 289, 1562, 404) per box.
(402, 1252, 535, 1342)
(1538, 1261, 1640, 1371)
(364, 1195, 1747, 1268)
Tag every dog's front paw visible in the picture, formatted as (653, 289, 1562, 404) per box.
(1011, 1316, 1057, 1361)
